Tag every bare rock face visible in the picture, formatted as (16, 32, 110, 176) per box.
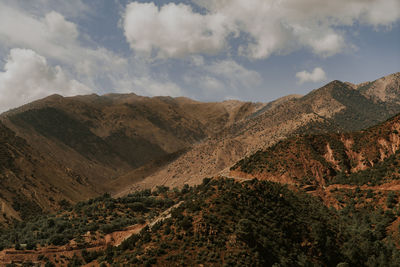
(358, 72, 400, 104)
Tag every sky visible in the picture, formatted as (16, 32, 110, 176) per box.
(0, 0, 399, 112)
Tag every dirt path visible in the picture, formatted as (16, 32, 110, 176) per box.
(224, 175, 253, 182)
(106, 223, 145, 247)
(148, 201, 183, 229)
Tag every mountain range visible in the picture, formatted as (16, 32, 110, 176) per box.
(0, 72, 399, 265)
(0, 72, 399, 223)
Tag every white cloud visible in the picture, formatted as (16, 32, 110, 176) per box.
(0, 4, 78, 61)
(200, 0, 400, 59)
(0, 2, 187, 101)
(189, 55, 205, 67)
(116, 76, 183, 97)
(44, 11, 79, 43)
(0, 48, 91, 112)
(123, 0, 400, 59)
(123, 2, 229, 58)
(183, 59, 262, 98)
(310, 33, 344, 57)
(0, 3, 129, 85)
(293, 26, 346, 57)
(0, 0, 89, 19)
(296, 67, 327, 84)
(201, 76, 225, 92)
(209, 60, 262, 89)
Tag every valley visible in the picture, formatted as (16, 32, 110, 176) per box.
(1, 0, 399, 265)
(0, 72, 399, 266)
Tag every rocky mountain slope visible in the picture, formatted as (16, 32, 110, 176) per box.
(0, 72, 398, 221)
(0, 121, 100, 224)
(0, 72, 399, 265)
(128, 72, 400, 192)
(0, 94, 263, 222)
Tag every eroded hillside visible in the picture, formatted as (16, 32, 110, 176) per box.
(231, 113, 400, 187)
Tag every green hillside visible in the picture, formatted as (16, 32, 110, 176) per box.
(1, 178, 399, 266)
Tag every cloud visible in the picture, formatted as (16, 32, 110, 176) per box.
(183, 59, 262, 99)
(44, 11, 79, 43)
(123, 2, 229, 58)
(123, 0, 400, 59)
(116, 75, 183, 97)
(208, 60, 262, 89)
(293, 27, 346, 57)
(0, 3, 129, 87)
(296, 67, 327, 84)
(0, 48, 91, 112)
(0, 0, 89, 18)
(198, 0, 400, 58)
(0, 4, 80, 61)
(0, 2, 187, 101)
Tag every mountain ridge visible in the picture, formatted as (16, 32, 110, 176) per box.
(0, 93, 264, 222)
(0, 72, 399, 221)
(125, 72, 400, 193)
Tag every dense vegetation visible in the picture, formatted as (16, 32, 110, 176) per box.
(0, 188, 177, 250)
(329, 83, 396, 131)
(109, 178, 344, 266)
(106, 178, 399, 266)
(330, 152, 400, 185)
(1, 178, 399, 266)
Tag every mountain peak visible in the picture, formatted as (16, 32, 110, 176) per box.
(358, 72, 400, 104)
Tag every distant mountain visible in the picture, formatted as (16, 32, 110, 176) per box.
(131, 72, 400, 192)
(0, 72, 398, 221)
(0, 73, 400, 265)
(0, 94, 263, 222)
(351, 72, 400, 105)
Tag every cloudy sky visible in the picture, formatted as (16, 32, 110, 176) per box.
(0, 0, 399, 112)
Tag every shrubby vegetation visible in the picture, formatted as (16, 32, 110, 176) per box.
(329, 84, 395, 131)
(330, 152, 400, 185)
(96, 178, 399, 266)
(1, 178, 399, 266)
(0, 190, 176, 250)
(232, 122, 400, 187)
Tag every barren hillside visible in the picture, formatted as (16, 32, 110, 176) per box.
(0, 72, 398, 219)
(0, 94, 263, 221)
(123, 73, 400, 193)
